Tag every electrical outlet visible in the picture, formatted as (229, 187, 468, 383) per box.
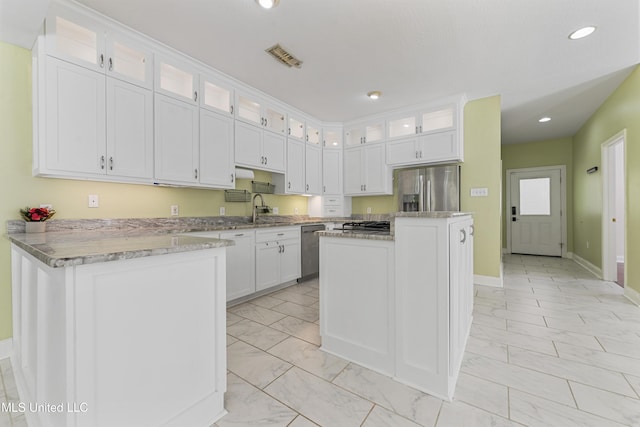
(39, 204, 53, 210)
(273, 207, 279, 214)
(171, 205, 179, 216)
(294, 207, 299, 214)
(219, 206, 225, 216)
(88, 195, 99, 208)
(367, 207, 372, 214)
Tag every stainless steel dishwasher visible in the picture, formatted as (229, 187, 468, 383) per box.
(300, 224, 326, 281)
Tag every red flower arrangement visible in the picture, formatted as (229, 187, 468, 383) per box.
(20, 207, 56, 222)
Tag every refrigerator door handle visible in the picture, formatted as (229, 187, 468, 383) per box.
(426, 179, 432, 212)
(418, 175, 425, 211)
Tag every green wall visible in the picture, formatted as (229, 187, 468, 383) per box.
(0, 41, 309, 341)
(501, 137, 574, 252)
(353, 96, 504, 280)
(573, 66, 640, 294)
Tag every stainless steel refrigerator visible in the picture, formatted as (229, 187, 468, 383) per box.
(397, 165, 460, 212)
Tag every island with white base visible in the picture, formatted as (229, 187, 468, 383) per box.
(318, 212, 473, 401)
(8, 229, 232, 427)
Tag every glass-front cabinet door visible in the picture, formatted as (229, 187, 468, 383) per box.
(306, 122, 321, 145)
(236, 93, 262, 125)
(421, 106, 454, 133)
(156, 57, 198, 104)
(388, 114, 417, 140)
(201, 74, 234, 116)
(365, 121, 385, 143)
(264, 106, 286, 134)
(288, 116, 305, 141)
(106, 32, 153, 89)
(323, 126, 342, 149)
(344, 126, 364, 146)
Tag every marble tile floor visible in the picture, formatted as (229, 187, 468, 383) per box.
(2, 254, 640, 426)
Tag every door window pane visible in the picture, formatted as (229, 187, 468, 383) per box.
(520, 178, 550, 215)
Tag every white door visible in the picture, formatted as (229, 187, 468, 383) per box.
(106, 77, 153, 179)
(343, 148, 363, 194)
(200, 109, 234, 188)
(363, 144, 386, 193)
(220, 231, 256, 301)
(154, 94, 199, 184)
(280, 239, 301, 283)
(509, 169, 562, 256)
(235, 121, 262, 169)
(286, 140, 305, 194)
(255, 242, 281, 291)
(323, 150, 342, 194)
(262, 132, 286, 173)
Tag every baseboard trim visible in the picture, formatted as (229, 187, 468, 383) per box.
(0, 338, 12, 359)
(572, 253, 602, 278)
(474, 272, 503, 288)
(624, 286, 640, 307)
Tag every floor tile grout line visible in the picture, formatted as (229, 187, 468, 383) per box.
(357, 404, 376, 427)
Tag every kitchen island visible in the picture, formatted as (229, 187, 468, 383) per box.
(7, 230, 233, 427)
(318, 212, 473, 401)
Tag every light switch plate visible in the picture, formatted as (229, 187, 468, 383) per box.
(470, 187, 489, 197)
(273, 207, 279, 214)
(219, 206, 225, 216)
(88, 195, 99, 208)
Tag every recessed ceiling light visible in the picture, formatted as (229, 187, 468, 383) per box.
(256, 0, 279, 9)
(538, 117, 551, 123)
(367, 91, 381, 100)
(569, 26, 596, 40)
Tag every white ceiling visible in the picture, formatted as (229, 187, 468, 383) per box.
(3, 0, 639, 144)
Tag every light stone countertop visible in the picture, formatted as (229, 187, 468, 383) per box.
(5, 215, 351, 268)
(316, 230, 394, 241)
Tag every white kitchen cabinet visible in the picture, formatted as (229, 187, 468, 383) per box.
(155, 55, 199, 104)
(235, 119, 286, 173)
(255, 227, 301, 292)
(199, 109, 235, 188)
(288, 114, 305, 141)
(235, 91, 287, 135)
(284, 139, 306, 194)
(200, 73, 234, 116)
(322, 149, 342, 195)
(46, 3, 154, 89)
(106, 77, 153, 179)
(320, 237, 396, 375)
(306, 121, 322, 145)
(394, 215, 474, 400)
(41, 56, 154, 181)
(43, 56, 106, 176)
(220, 230, 256, 301)
(305, 144, 322, 195)
(10, 244, 227, 427)
(343, 145, 392, 195)
(323, 126, 343, 149)
(387, 131, 460, 166)
(387, 105, 455, 140)
(344, 119, 385, 146)
(154, 93, 199, 184)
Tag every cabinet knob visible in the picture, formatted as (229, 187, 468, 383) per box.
(288, 181, 291, 189)
(261, 156, 265, 164)
(109, 156, 114, 170)
(230, 105, 234, 115)
(231, 174, 234, 183)
(460, 228, 467, 244)
(194, 91, 198, 102)
(99, 54, 104, 68)
(306, 184, 309, 191)
(100, 155, 105, 170)
(195, 168, 198, 179)
(264, 156, 268, 165)
(108, 57, 113, 71)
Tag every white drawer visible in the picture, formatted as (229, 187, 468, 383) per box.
(323, 206, 343, 217)
(255, 226, 301, 243)
(324, 196, 343, 206)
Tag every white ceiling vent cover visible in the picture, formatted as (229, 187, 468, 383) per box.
(265, 44, 303, 69)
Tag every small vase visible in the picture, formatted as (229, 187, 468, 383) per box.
(25, 222, 46, 233)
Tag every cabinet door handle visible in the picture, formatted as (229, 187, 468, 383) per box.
(415, 151, 419, 159)
(306, 184, 309, 191)
(260, 156, 265, 164)
(460, 229, 467, 244)
(416, 126, 419, 134)
(108, 57, 113, 71)
(194, 168, 198, 179)
(231, 174, 234, 183)
(470, 225, 474, 236)
(234, 233, 244, 237)
(264, 118, 268, 127)
(282, 245, 285, 253)
(261, 118, 265, 126)
(100, 155, 105, 170)
(323, 185, 326, 193)
(306, 134, 309, 142)
(264, 157, 268, 165)
(230, 105, 234, 115)
(288, 127, 292, 135)
(364, 184, 367, 191)
(419, 125, 423, 133)
(109, 156, 114, 170)
(99, 54, 104, 68)
(278, 245, 283, 253)
(288, 181, 291, 189)
(277, 233, 285, 236)
(323, 140, 326, 147)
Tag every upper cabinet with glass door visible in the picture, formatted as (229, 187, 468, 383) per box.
(344, 119, 385, 147)
(323, 126, 343, 149)
(235, 91, 286, 135)
(200, 73, 234, 116)
(288, 115, 305, 141)
(387, 105, 456, 141)
(46, 4, 153, 89)
(155, 55, 199, 104)
(306, 121, 322, 145)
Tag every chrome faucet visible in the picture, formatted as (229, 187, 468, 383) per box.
(252, 193, 265, 223)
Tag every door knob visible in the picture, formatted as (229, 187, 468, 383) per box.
(612, 218, 617, 222)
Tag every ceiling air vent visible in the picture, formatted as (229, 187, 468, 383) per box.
(265, 44, 303, 69)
